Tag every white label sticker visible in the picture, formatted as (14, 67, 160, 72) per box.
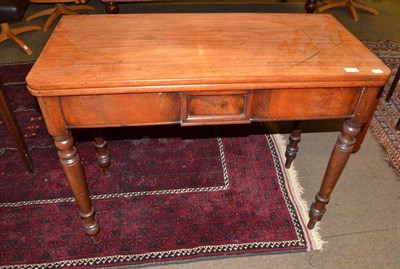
(371, 69, 383, 74)
(344, 68, 359, 73)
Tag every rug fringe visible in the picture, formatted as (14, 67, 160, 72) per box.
(265, 122, 325, 251)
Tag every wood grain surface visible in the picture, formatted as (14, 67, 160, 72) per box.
(26, 13, 390, 96)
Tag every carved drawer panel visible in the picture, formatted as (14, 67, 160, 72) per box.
(181, 91, 252, 125)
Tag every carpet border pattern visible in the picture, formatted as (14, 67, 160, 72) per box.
(0, 136, 230, 208)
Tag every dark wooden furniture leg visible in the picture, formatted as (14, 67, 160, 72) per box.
(386, 66, 400, 131)
(308, 118, 362, 228)
(308, 87, 380, 229)
(385, 65, 400, 102)
(53, 131, 100, 243)
(285, 121, 304, 169)
(305, 0, 319, 13)
(38, 97, 100, 243)
(0, 79, 34, 173)
(93, 128, 111, 177)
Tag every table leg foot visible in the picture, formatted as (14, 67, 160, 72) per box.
(285, 121, 303, 169)
(307, 219, 317, 230)
(91, 235, 101, 244)
(80, 208, 100, 244)
(308, 119, 361, 229)
(93, 129, 111, 177)
(308, 193, 329, 229)
(54, 131, 100, 240)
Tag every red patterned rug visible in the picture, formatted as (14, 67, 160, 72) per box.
(363, 41, 400, 176)
(0, 63, 321, 268)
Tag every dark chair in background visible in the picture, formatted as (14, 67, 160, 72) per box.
(26, 0, 94, 32)
(318, 0, 379, 21)
(0, 76, 34, 173)
(0, 0, 41, 55)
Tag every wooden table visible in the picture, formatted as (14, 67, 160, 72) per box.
(26, 13, 390, 242)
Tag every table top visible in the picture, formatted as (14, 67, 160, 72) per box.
(26, 13, 390, 96)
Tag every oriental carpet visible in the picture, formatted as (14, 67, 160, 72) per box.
(363, 40, 400, 176)
(0, 63, 321, 268)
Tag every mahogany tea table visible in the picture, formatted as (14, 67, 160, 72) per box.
(26, 13, 390, 242)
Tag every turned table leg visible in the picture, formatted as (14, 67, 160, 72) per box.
(285, 121, 304, 169)
(53, 131, 100, 243)
(308, 119, 362, 229)
(93, 128, 111, 177)
(307, 86, 380, 229)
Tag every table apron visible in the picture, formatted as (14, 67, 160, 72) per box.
(58, 87, 363, 128)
